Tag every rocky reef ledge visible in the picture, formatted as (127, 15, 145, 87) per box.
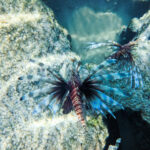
(119, 10, 150, 124)
(0, 0, 109, 149)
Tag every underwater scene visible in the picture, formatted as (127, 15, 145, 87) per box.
(0, 0, 150, 150)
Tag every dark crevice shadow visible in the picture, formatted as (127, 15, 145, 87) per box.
(103, 108, 150, 150)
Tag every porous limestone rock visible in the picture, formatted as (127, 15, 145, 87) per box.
(0, 0, 70, 85)
(0, 54, 108, 150)
(0, 0, 108, 149)
(117, 10, 150, 124)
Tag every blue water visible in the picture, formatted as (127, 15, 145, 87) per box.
(43, 0, 149, 64)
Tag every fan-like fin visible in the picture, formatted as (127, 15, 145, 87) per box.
(93, 72, 129, 81)
(90, 100, 107, 118)
(133, 72, 140, 88)
(18, 75, 52, 83)
(90, 97, 116, 119)
(32, 95, 52, 115)
(97, 91, 124, 109)
(99, 84, 128, 97)
(130, 66, 143, 88)
(48, 69, 66, 83)
(95, 59, 117, 70)
(49, 80, 69, 101)
(98, 100, 116, 119)
(32, 95, 52, 114)
(48, 98, 61, 116)
(82, 59, 117, 89)
(80, 79, 100, 100)
(62, 96, 73, 114)
(138, 73, 143, 87)
(133, 66, 144, 88)
(96, 109, 107, 118)
(20, 86, 52, 101)
(86, 42, 109, 50)
(130, 66, 133, 88)
(86, 41, 119, 50)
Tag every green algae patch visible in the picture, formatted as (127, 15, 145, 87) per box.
(87, 116, 106, 129)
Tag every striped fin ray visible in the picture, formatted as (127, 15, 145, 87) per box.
(133, 66, 143, 88)
(49, 90, 70, 116)
(86, 41, 118, 50)
(47, 68, 66, 83)
(32, 95, 51, 115)
(130, 66, 134, 88)
(95, 59, 117, 70)
(130, 66, 143, 88)
(48, 98, 61, 116)
(133, 68, 140, 88)
(18, 74, 52, 83)
(97, 91, 124, 109)
(33, 91, 69, 115)
(62, 94, 73, 114)
(137, 68, 143, 87)
(20, 85, 52, 101)
(86, 42, 110, 50)
(99, 84, 128, 97)
(87, 59, 117, 79)
(90, 100, 107, 118)
(96, 109, 107, 118)
(90, 97, 116, 119)
(93, 72, 129, 81)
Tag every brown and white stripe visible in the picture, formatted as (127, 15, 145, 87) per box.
(70, 83, 86, 127)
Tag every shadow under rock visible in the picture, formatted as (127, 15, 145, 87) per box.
(103, 108, 150, 150)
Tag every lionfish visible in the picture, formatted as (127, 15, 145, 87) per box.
(19, 59, 129, 127)
(87, 40, 143, 88)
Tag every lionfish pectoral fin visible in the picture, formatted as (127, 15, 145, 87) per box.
(48, 99, 61, 116)
(32, 95, 51, 115)
(18, 74, 52, 83)
(86, 42, 110, 50)
(88, 59, 117, 79)
(97, 59, 117, 69)
(99, 84, 129, 97)
(30, 86, 52, 98)
(100, 72, 129, 81)
(20, 85, 52, 101)
(97, 91, 124, 110)
(90, 102, 107, 118)
(90, 98, 116, 119)
(62, 97, 73, 114)
(92, 72, 129, 81)
(99, 110, 107, 118)
(98, 99, 116, 119)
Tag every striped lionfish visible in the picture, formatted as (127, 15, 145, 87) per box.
(87, 39, 143, 88)
(19, 59, 129, 127)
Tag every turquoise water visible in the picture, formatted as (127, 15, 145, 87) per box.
(43, 0, 149, 64)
